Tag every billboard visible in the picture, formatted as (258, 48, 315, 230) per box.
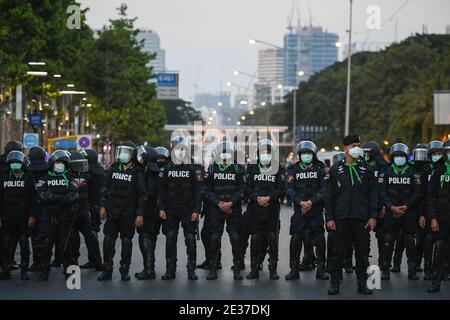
(157, 72, 179, 100)
(434, 91, 450, 125)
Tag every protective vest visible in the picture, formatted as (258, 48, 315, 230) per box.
(165, 162, 196, 208)
(209, 163, 240, 201)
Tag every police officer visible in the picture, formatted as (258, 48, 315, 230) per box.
(84, 149, 104, 237)
(380, 143, 421, 281)
(245, 139, 285, 280)
(158, 137, 202, 280)
(0, 141, 24, 270)
(97, 141, 146, 281)
(362, 141, 388, 270)
(134, 144, 161, 280)
(0, 151, 36, 280)
(204, 141, 245, 281)
(285, 141, 329, 281)
(325, 134, 377, 295)
(36, 150, 79, 281)
(427, 140, 450, 292)
(410, 142, 440, 280)
(26, 146, 50, 272)
(69, 151, 103, 270)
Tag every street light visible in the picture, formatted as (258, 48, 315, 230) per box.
(248, 38, 256, 45)
(249, 110, 255, 115)
(67, 84, 75, 88)
(297, 70, 305, 77)
(27, 71, 47, 76)
(277, 84, 283, 89)
(226, 81, 232, 87)
(260, 101, 266, 107)
(344, 0, 353, 136)
(233, 70, 240, 76)
(28, 62, 46, 66)
(53, 74, 62, 78)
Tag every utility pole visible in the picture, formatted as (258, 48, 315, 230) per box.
(292, 89, 297, 149)
(344, 0, 353, 136)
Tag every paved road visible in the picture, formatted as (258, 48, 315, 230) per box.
(1, 206, 449, 300)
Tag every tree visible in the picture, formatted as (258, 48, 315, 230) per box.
(83, 4, 166, 145)
(161, 99, 203, 125)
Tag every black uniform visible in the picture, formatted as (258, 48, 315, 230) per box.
(380, 163, 421, 279)
(100, 162, 146, 278)
(427, 159, 450, 291)
(325, 158, 378, 290)
(286, 161, 328, 280)
(0, 170, 36, 278)
(367, 158, 388, 267)
(204, 162, 246, 279)
(135, 162, 161, 280)
(158, 161, 202, 278)
(37, 170, 79, 279)
(245, 163, 285, 278)
(71, 172, 102, 267)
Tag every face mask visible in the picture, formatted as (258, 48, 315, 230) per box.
(53, 163, 65, 174)
(118, 153, 130, 164)
(431, 155, 442, 163)
(220, 153, 232, 161)
(300, 154, 313, 164)
(174, 149, 186, 159)
(349, 147, 363, 159)
(259, 153, 272, 164)
(394, 156, 406, 167)
(10, 163, 22, 172)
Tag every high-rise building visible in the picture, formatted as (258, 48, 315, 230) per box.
(283, 26, 338, 85)
(258, 49, 284, 85)
(136, 29, 166, 73)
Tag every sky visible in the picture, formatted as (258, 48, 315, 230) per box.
(79, 0, 450, 101)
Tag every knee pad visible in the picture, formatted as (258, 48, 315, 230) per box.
(185, 233, 196, 242)
(121, 237, 132, 246)
(167, 230, 177, 241)
(229, 232, 240, 242)
(211, 232, 221, 242)
(291, 233, 303, 242)
(267, 232, 277, 242)
(403, 234, 415, 247)
(384, 233, 395, 245)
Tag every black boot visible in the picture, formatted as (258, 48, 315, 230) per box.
(162, 231, 177, 280)
(427, 272, 441, 293)
(382, 233, 395, 278)
(38, 238, 52, 281)
(285, 234, 301, 280)
(97, 236, 115, 281)
(20, 263, 29, 281)
(84, 229, 103, 270)
(246, 234, 261, 279)
(357, 271, 373, 295)
(185, 233, 198, 280)
(327, 271, 340, 295)
(230, 232, 243, 280)
(197, 260, 209, 269)
(267, 232, 279, 280)
(206, 233, 221, 280)
(404, 234, 419, 280)
(314, 236, 329, 280)
(119, 264, 130, 281)
(135, 234, 156, 280)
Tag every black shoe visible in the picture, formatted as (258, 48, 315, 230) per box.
(328, 284, 340, 295)
(424, 269, 433, 281)
(119, 266, 130, 281)
(38, 272, 49, 281)
(441, 272, 449, 281)
(269, 270, 280, 280)
(28, 263, 40, 272)
(381, 270, 390, 280)
(230, 263, 245, 271)
(390, 265, 401, 273)
(20, 270, 30, 281)
(246, 270, 259, 279)
(427, 282, 441, 293)
(97, 271, 112, 281)
(161, 272, 176, 280)
(358, 285, 373, 295)
(316, 270, 330, 280)
(135, 269, 156, 280)
(233, 269, 243, 280)
(416, 267, 423, 273)
(50, 260, 61, 268)
(0, 271, 11, 280)
(206, 270, 217, 280)
(10, 263, 19, 270)
(188, 271, 198, 280)
(80, 261, 96, 269)
(408, 272, 419, 280)
(344, 266, 354, 274)
(196, 260, 209, 269)
(285, 270, 300, 280)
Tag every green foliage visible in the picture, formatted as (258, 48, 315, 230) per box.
(252, 34, 450, 148)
